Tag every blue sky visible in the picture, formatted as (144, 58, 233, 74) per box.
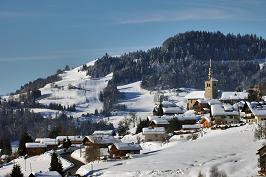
(0, 0, 266, 94)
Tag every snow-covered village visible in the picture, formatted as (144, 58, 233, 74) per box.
(1, 1, 266, 177)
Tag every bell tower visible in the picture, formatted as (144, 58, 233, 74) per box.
(204, 59, 218, 99)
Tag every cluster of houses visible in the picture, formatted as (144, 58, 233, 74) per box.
(151, 59, 266, 131)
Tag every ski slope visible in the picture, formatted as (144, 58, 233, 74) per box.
(76, 125, 262, 177)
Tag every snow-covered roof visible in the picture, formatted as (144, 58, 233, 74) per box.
(142, 127, 166, 135)
(162, 107, 183, 114)
(197, 99, 208, 104)
(34, 171, 61, 177)
(220, 92, 248, 101)
(175, 114, 200, 121)
(35, 138, 55, 143)
(151, 118, 169, 125)
(246, 102, 266, 117)
(92, 130, 114, 136)
(112, 143, 142, 151)
(56, 136, 83, 141)
(211, 104, 239, 117)
(208, 99, 221, 105)
(185, 91, 205, 99)
(40, 139, 58, 146)
(161, 101, 177, 108)
(25, 143, 47, 148)
(182, 124, 201, 129)
(84, 135, 121, 145)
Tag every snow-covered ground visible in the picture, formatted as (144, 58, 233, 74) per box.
(0, 152, 72, 176)
(76, 125, 262, 177)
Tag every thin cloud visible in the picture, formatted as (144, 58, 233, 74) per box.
(116, 6, 263, 24)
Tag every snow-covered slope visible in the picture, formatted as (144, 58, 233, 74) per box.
(76, 125, 262, 177)
(33, 60, 112, 118)
(0, 152, 72, 176)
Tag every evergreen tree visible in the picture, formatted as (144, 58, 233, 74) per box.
(136, 119, 150, 134)
(10, 164, 23, 177)
(18, 132, 33, 156)
(0, 138, 12, 155)
(117, 119, 129, 136)
(49, 152, 63, 174)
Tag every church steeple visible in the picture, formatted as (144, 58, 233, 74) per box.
(204, 58, 218, 99)
(208, 58, 212, 80)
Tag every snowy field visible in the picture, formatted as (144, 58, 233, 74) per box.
(76, 125, 262, 177)
(0, 152, 72, 177)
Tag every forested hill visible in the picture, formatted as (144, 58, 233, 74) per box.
(86, 31, 266, 91)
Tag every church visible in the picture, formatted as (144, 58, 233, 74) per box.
(185, 59, 248, 110)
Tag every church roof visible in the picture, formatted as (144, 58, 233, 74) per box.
(185, 91, 205, 99)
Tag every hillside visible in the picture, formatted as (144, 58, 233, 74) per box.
(76, 125, 261, 177)
(86, 31, 266, 91)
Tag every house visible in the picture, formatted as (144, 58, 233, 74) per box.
(192, 99, 209, 114)
(241, 101, 266, 124)
(109, 143, 142, 158)
(185, 91, 205, 110)
(149, 118, 169, 128)
(82, 135, 121, 148)
(257, 145, 266, 176)
(211, 104, 240, 125)
(56, 136, 83, 144)
(92, 130, 116, 136)
(153, 101, 184, 116)
(25, 143, 47, 156)
(40, 139, 58, 151)
(35, 138, 55, 143)
(220, 91, 248, 104)
(142, 127, 166, 142)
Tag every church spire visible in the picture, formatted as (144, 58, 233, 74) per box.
(208, 58, 212, 80)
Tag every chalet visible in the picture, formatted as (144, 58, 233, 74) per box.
(82, 135, 121, 148)
(109, 143, 142, 158)
(220, 92, 248, 104)
(241, 101, 266, 124)
(35, 138, 55, 143)
(40, 139, 58, 151)
(257, 145, 266, 176)
(185, 91, 205, 110)
(56, 136, 83, 145)
(25, 143, 47, 156)
(211, 104, 240, 125)
(192, 99, 209, 114)
(149, 118, 169, 128)
(153, 100, 184, 116)
(142, 127, 166, 142)
(92, 130, 116, 136)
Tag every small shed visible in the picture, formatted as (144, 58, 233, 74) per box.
(26, 143, 47, 156)
(109, 143, 142, 158)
